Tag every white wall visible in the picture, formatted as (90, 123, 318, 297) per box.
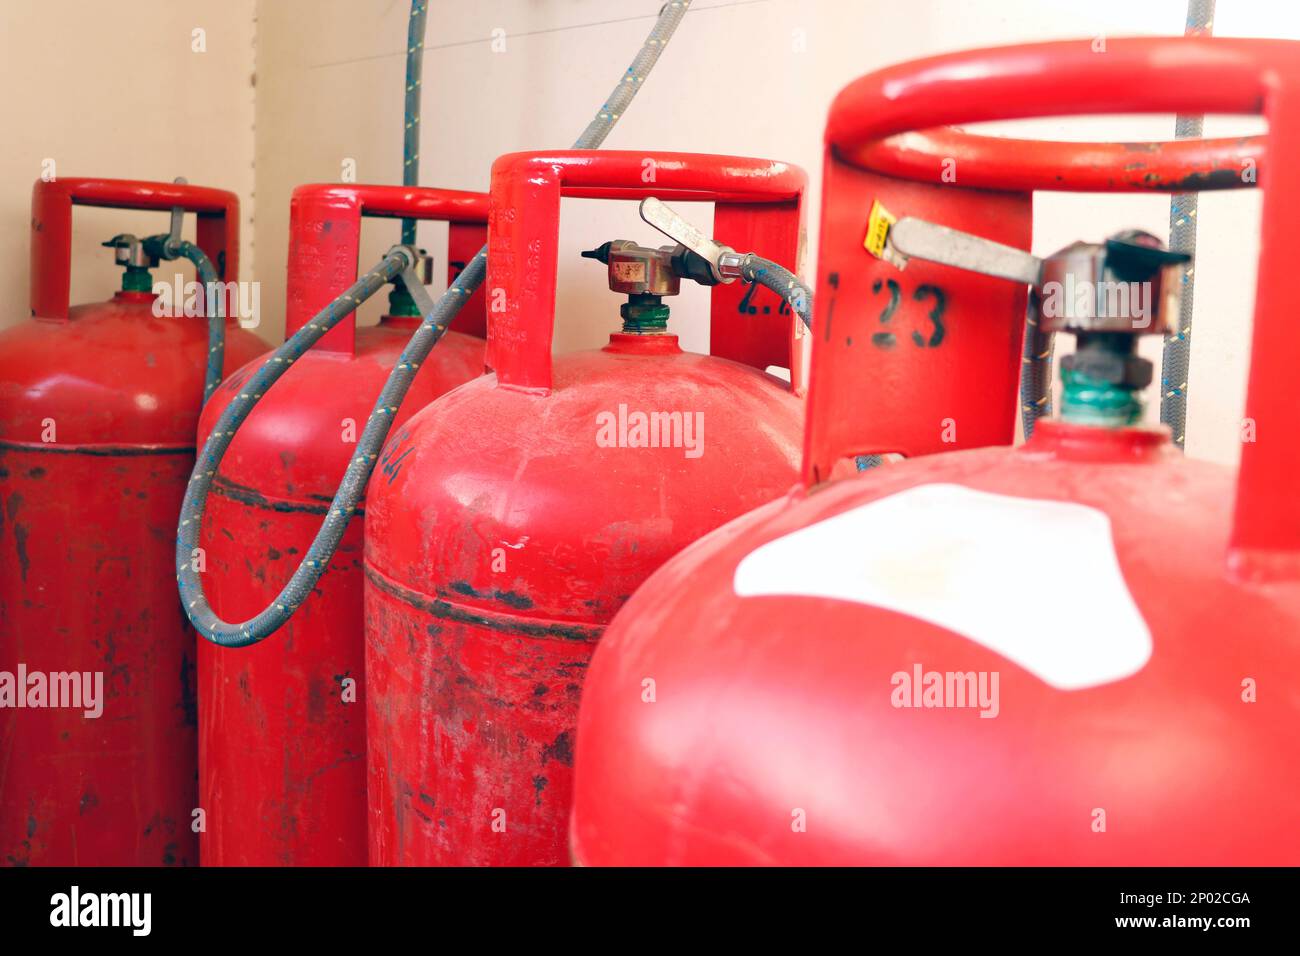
(0, 0, 257, 332)
(5, 1, 1296, 466)
(253, 0, 1300, 466)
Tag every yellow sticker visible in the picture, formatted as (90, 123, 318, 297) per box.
(863, 199, 896, 259)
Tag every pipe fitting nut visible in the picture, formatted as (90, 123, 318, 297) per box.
(1060, 350, 1153, 390)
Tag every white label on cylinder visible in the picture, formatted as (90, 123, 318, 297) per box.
(732, 483, 1152, 690)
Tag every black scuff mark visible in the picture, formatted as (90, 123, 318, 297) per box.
(0, 439, 191, 458)
(823, 270, 839, 342)
(211, 475, 360, 516)
(1173, 168, 1243, 191)
(14, 524, 30, 581)
(367, 565, 601, 643)
(447, 580, 534, 610)
(178, 648, 198, 728)
(541, 730, 574, 768)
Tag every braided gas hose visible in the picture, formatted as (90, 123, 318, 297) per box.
(401, 0, 428, 246)
(179, 0, 693, 647)
(738, 254, 812, 332)
(1019, 301, 1054, 440)
(1159, 0, 1215, 451)
(146, 237, 227, 404)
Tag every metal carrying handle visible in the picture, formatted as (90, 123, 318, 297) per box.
(810, 36, 1299, 574)
(284, 183, 490, 354)
(485, 149, 808, 393)
(827, 40, 1270, 193)
(30, 177, 239, 321)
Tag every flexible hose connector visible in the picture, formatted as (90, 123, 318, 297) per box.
(1159, 0, 1215, 451)
(179, 0, 692, 648)
(178, 250, 414, 647)
(738, 254, 812, 332)
(401, 0, 429, 245)
(1020, 304, 1053, 439)
(575, 0, 689, 149)
(148, 237, 226, 403)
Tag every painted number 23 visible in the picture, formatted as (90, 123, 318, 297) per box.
(870, 278, 946, 349)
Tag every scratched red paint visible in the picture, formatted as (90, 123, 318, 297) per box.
(364, 151, 809, 866)
(570, 37, 1300, 866)
(0, 178, 262, 866)
(0, 312, 261, 865)
(196, 184, 489, 866)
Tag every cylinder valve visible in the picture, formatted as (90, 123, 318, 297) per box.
(581, 240, 682, 332)
(875, 215, 1190, 427)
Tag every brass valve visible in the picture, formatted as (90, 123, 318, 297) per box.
(581, 240, 681, 333)
(1038, 231, 1188, 335)
(582, 240, 681, 297)
(102, 234, 158, 270)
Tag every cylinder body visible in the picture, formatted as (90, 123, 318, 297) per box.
(197, 318, 484, 866)
(365, 331, 803, 866)
(571, 422, 1300, 865)
(0, 293, 264, 866)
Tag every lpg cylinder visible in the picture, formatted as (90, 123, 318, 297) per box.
(570, 37, 1300, 866)
(0, 178, 264, 866)
(364, 150, 809, 866)
(196, 184, 489, 866)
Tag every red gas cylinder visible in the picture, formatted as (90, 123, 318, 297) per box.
(0, 178, 264, 866)
(364, 150, 809, 866)
(571, 38, 1300, 866)
(196, 184, 489, 866)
